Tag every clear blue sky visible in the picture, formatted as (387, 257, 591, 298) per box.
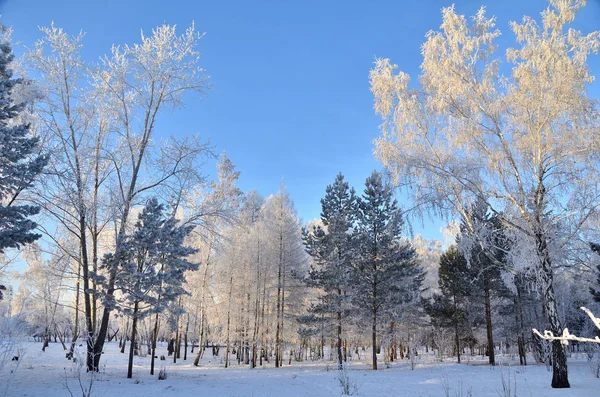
(2, 0, 600, 241)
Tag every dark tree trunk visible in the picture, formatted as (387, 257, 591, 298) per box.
(515, 276, 527, 366)
(371, 308, 377, 370)
(454, 322, 461, 364)
(120, 318, 129, 354)
(483, 270, 495, 366)
(184, 313, 189, 361)
(337, 288, 343, 370)
(127, 304, 139, 379)
(150, 312, 159, 375)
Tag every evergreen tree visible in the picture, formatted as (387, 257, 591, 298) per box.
(459, 202, 510, 366)
(0, 29, 47, 253)
(352, 170, 422, 370)
(424, 246, 473, 364)
(303, 173, 357, 369)
(98, 198, 198, 378)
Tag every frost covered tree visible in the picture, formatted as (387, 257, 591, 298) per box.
(352, 171, 422, 370)
(370, 0, 600, 387)
(262, 183, 306, 368)
(0, 27, 46, 258)
(303, 173, 357, 369)
(458, 202, 509, 366)
(98, 198, 198, 378)
(26, 25, 114, 364)
(24, 22, 211, 371)
(189, 154, 242, 367)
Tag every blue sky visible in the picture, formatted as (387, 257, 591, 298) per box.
(2, 0, 600, 241)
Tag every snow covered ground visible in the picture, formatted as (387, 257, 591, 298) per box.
(1, 342, 599, 396)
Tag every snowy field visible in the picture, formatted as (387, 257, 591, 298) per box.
(1, 342, 599, 396)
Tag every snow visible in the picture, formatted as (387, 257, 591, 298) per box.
(1, 342, 599, 396)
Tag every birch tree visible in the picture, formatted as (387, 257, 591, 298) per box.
(26, 25, 113, 366)
(29, 23, 212, 372)
(370, 0, 600, 387)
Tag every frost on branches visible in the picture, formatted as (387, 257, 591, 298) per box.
(0, 26, 47, 258)
(96, 198, 198, 378)
(533, 307, 600, 345)
(370, 0, 600, 388)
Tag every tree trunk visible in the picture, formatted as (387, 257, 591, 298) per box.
(537, 239, 569, 388)
(184, 313, 189, 361)
(337, 288, 343, 370)
(454, 321, 461, 364)
(121, 317, 129, 354)
(193, 246, 213, 366)
(127, 304, 139, 379)
(150, 312, 159, 375)
(515, 276, 527, 366)
(69, 260, 81, 358)
(275, 230, 283, 368)
(173, 316, 180, 364)
(483, 270, 495, 366)
(224, 270, 234, 368)
(371, 312, 377, 370)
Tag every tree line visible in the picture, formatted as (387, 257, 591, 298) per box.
(1, 0, 600, 390)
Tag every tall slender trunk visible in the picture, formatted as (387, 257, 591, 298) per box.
(79, 211, 93, 370)
(337, 288, 343, 370)
(453, 294, 461, 364)
(515, 276, 527, 366)
(275, 229, 283, 368)
(371, 308, 377, 370)
(121, 317, 129, 354)
(175, 300, 183, 360)
(280, 257, 286, 367)
(259, 258, 268, 365)
(173, 300, 182, 364)
(184, 313, 189, 361)
(69, 260, 81, 357)
(91, 228, 98, 334)
(127, 303, 139, 379)
(251, 282, 260, 369)
(90, 129, 103, 334)
(225, 266, 234, 368)
(61, 77, 94, 372)
(483, 270, 495, 366)
(194, 246, 213, 366)
(150, 312, 159, 375)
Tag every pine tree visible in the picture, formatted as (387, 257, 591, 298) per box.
(459, 202, 509, 366)
(352, 170, 423, 370)
(424, 246, 473, 364)
(303, 173, 357, 369)
(98, 198, 198, 378)
(0, 29, 47, 253)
